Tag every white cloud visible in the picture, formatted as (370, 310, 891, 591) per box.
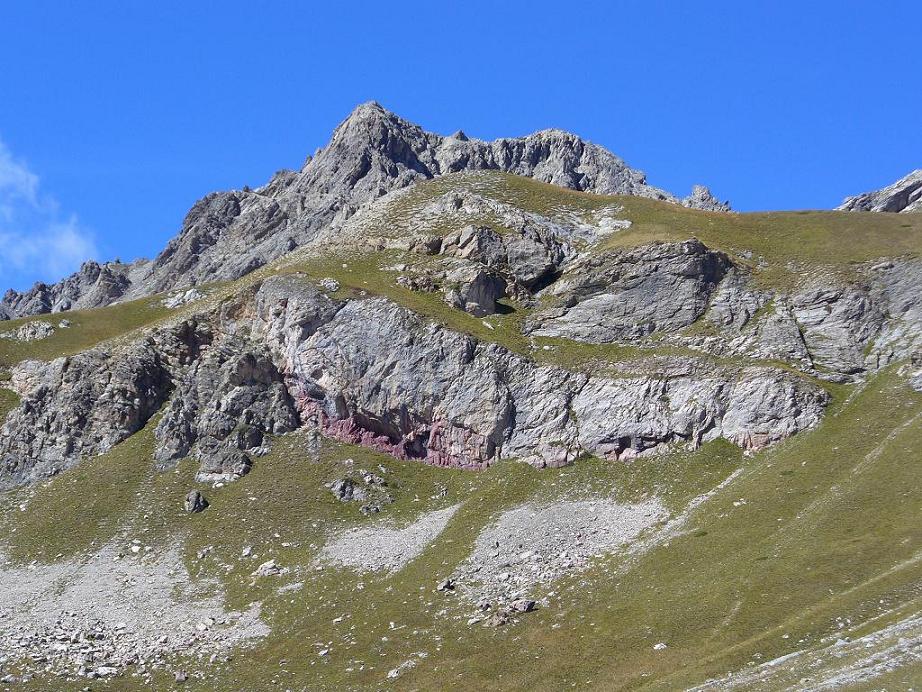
(0, 138, 98, 290)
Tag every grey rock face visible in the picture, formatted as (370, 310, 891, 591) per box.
(440, 222, 567, 292)
(0, 260, 149, 319)
(664, 257, 922, 382)
(0, 264, 827, 488)
(130, 104, 725, 297)
(184, 490, 208, 513)
(0, 338, 176, 489)
(866, 259, 922, 368)
(443, 266, 507, 316)
(526, 240, 731, 342)
(838, 170, 922, 213)
(790, 286, 883, 376)
(704, 268, 770, 331)
(153, 341, 300, 481)
(253, 280, 827, 469)
(5, 226, 921, 489)
(1, 103, 727, 319)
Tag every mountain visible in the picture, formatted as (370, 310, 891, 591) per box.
(0, 106, 921, 689)
(838, 169, 922, 213)
(0, 102, 728, 320)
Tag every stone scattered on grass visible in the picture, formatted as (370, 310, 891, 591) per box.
(454, 498, 665, 606)
(184, 490, 209, 514)
(0, 544, 268, 683)
(251, 560, 288, 578)
(511, 598, 536, 613)
(162, 288, 204, 309)
(316, 504, 461, 574)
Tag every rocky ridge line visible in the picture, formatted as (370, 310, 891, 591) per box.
(1, 102, 729, 320)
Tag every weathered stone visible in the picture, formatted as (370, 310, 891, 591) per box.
(327, 478, 365, 503)
(184, 490, 208, 514)
(154, 339, 299, 479)
(510, 598, 536, 613)
(526, 240, 731, 342)
(254, 281, 827, 470)
(443, 266, 507, 316)
(0, 321, 55, 342)
(838, 170, 922, 213)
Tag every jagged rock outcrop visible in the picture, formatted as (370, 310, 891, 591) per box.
(442, 266, 507, 316)
(1, 103, 727, 319)
(525, 240, 731, 342)
(439, 222, 567, 292)
(153, 342, 300, 482)
(0, 321, 56, 342)
(1, 260, 148, 318)
(0, 320, 207, 489)
(838, 170, 922, 213)
(662, 258, 922, 381)
(129, 104, 728, 298)
(682, 185, 730, 212)
(0, 269, 828, 487)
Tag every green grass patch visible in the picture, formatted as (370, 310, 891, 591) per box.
(1, 416, 163, 561)
(0, 387, 19, 422)
(0, 295, 172, 369)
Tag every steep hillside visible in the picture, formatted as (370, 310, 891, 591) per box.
(0, 108, 920, 690)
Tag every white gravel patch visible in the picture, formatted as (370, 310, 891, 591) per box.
(316, 503, 461, 573)
(0, 542, 269, 682)
(454, 497, 666, 604)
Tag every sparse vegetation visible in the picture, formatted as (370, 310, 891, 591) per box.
(1, 368, 919, 689)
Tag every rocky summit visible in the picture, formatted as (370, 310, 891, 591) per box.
(0, 102, 728, 321)
(0, 105, 921, 690)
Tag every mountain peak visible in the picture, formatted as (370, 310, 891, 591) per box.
(2, 103, 730, 319)
(334, 101, 410, 136)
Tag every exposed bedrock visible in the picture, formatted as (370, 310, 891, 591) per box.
(525, 240, 732, 342)
(153, 343, 301, 483)
(838, 169, 922, 213)
(0, 320, 208, 489)
(5, 235, 922, 488)
(1, 102, 728, 320)
(253, 275, 827, 470)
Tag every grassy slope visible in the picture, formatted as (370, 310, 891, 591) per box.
(489, 172, 922, 284)
(1, 368, 919, 690)
(0, 387, 19, 421)
(0, 295, 172, 370)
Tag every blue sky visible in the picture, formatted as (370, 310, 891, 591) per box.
(1, 1, 920, 291)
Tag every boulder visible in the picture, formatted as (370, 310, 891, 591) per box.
(184, 490, 208, 514)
